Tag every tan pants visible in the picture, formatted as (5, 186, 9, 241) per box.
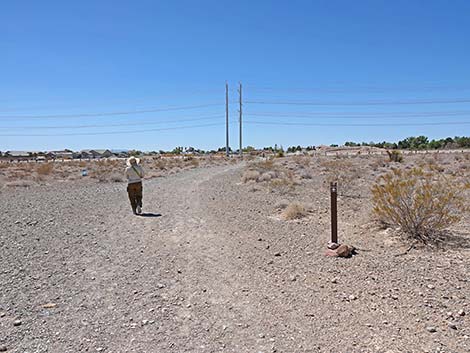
(127, 182, 143, 213)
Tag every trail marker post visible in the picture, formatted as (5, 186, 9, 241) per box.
(238, 82, 242, 158)
(330, 182, 338, 245)
(225, 82, 229, 157)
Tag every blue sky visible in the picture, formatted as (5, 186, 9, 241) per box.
(1, 0, 470, 151)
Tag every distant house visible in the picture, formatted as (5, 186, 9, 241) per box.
(80, 149, 114, 159)
(3, 151, 34, 161)
(48, 150, 74, 160)
(114, 151, 129, 158)
(79, 150, 93, 159)
(93, 149, 114, 158)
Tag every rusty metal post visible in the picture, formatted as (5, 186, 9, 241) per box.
(330, 182, 338, 244)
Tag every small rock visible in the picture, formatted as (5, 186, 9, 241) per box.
(157, 283, 165, 289)
(13, 319, 22, 327)
(448, 322, 457, 330)
(274, 252, 281, 257)
(348, 295, 357, 301)
(0, 345, 7, 352)
(426, 326, 437, 333)
(0, 312, 5, 318)
(427, 284, 435, 289)
(457, 309, 466, 317)
(289, 275, 297, 282)
(331, 278, 337, 284)
(142, 320, 149, 325)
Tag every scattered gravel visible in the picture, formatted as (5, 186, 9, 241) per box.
(1, 157, 469, 352)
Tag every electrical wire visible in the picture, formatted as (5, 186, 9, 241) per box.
(1, 115, 223, 130)
(0, 103, 224, 119)
(244, 98, 470, 106)
(245, 84, 470, 94)
(244, 120, 470, 127)
(0, 122, 233, 137)
(245, 111, 470, 119)
(0, 88, 226, 113)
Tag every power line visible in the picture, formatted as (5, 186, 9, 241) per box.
(0, 103, 224, 119)
(1, 115, 223, 130)
(0, 122, 233, 137)
(245, 84, 470, 94)
(244, 98, 470, 106)
(0, 88, 225, 113)
(244, 120, 470, 127)
(245, 111, 470, 119)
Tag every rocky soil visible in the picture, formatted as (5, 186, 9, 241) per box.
(0, 157, 469, 353)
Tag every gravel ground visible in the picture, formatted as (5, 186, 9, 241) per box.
(0, 161, 469, 353)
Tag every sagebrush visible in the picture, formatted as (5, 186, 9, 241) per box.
(371, 167, 466, 243)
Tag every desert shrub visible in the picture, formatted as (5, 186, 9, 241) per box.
(241, 170, 260, 183)
(292, 155, 310, 166)
(298, 169, 313, 179)
(268, 176, 298, 192)
(386, 150, 403, 163)
(371, 167, 466, 243)
(255, 159, 275, 171)
(281, 202, 307, 220)
(257, 172, 274, 182)
(36, 163, 54, 175)
(188, 158, 200, 168)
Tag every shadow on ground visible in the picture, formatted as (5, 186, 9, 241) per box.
(139, 213, 162, 218)
(434, 231, 470, 250)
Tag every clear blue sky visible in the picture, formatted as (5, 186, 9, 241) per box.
(1, 0, 470, 151)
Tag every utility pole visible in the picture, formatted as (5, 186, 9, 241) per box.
(238, 82, 243, 158)
(225, 82, 229, 157)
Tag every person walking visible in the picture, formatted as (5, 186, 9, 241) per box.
(125, 156, 144, 215)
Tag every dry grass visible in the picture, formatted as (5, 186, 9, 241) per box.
(281, 202, 307, 220)
(36, 163, 54, 175)
(242, 159, 297, 189)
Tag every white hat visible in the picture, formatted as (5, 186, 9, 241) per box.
(126, 156, 140, 166)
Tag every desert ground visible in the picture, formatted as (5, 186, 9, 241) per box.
(0, 152, 469, 353)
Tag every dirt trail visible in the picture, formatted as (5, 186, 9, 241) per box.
(1, 163, 469, 353)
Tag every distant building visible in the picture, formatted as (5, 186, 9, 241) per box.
(2, 151, 35, 161)
(93, 149, 114, 158)
(48, 150, 74, 160)
(80, 149, 114, 159)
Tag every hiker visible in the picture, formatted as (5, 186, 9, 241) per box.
(125, 156, 144, 215)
